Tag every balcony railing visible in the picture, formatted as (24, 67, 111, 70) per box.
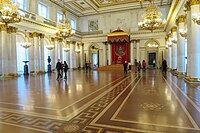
(18, 9, 103, 36)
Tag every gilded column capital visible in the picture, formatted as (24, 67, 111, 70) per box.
(167, 33, 172, 38)
(66, 40, 70, 45)
(54, 37, 59, 41)
(176, 15, 186, 25)
(136, 39, 140, 43)
(81, 43, 84, 46)
(29, 33, 33, 38)
(190, 0, 200, 5)
(102, 41, 108, 45)
(39, 33, 45, 39)
(51, 37, 55, 42)
(0, 24, 8, 31)
(184, 0, 191, 11)
(7, 26, 18, 33)
(70, 40, 76, 44)
(33, 32, 39, 37)
(171, 26, 177, 32)
(58, 38, 63, 42)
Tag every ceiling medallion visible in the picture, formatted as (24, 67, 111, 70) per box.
(138, 0, 166, 32)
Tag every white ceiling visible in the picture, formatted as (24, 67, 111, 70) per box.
(51, 0, 172, 16)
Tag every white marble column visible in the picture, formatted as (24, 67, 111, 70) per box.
(136, 40, 140, 62)
(177, 17, 186, 74)
(69, 41, 76, 68)
(74, 43, 78, 68)
(10, 27, 18, 75)
(7, 29, 12, 74)
(102, 42, 107, 66)
(190, 4, 200, 79)
(108, 43, 112, 65)
(186, 6, 192, 77)
(39, 34, 45, 72)
(171, 27, 178, 70)
(29, 36, 34, 72)
(33, 32, 40, 73)
(54, 37, 59, 66)
(59, 39, 63, 62)
(165, 47, 169, 66)
(168, 46, 172, 69)
(0, 25, 8, 76)
(80, 43, 84, 68)
(130, 40, 134, 65)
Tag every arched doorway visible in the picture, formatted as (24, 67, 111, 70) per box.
(145, 39, 160, 69)
(89, 43, 100, 69)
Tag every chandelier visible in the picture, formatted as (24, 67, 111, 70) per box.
(18, 30, 32, 49)
(0, 0, 23, 25)
(56, 9, 75, 39)
(138, 1, 166, 32)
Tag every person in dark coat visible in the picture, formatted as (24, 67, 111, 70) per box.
(123, 61, 128, 76)
(56, 59, 62, 80)
(63, 61, 69, 79)
(162, 59, 167, 74)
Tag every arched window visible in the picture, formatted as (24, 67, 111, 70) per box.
(16, 34, 28, 74)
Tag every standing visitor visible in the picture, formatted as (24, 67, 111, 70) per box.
(56, 59, 62, 80)
(123, 61, 128, 76)
(63, 61, 69, 79)
(162, 60, 167, 74)
(153, 59, 156, 68)
(138, 61, 141, 73)
(134, 59, 138, 73)
(142, 60, 146, 71)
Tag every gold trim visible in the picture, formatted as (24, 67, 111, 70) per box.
(107, 32, 129, 36)
(0, 24, 8, 31)
(70, 40, 76, 44)
(33, 32, 39, 37)
(176, 15, 186, 25)
(164, 0, 179, 31)
(185, 77, 200, 82)
(39, 33, 45, 38)
(184, 0, 191, 11)
(190, 0, 200, 5)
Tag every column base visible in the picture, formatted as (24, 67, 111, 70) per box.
(175, 71, 186, 77)
(184, 76, 200, 83)
(30, 71, 46, 75)
(0, 73, 19, 79)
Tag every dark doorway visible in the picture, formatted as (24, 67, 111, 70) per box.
(148, 52, 156, 68)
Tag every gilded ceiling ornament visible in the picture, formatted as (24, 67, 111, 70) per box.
(184, 0, 191, 11)
(171, 26, 177, 32)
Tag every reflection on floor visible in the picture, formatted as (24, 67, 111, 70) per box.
(0, 70, 200, 133)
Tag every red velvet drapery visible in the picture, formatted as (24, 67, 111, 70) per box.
(107, 29, 130, 64)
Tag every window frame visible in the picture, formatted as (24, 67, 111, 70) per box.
(38, 2, 49, 19)
(70, 18, 76, 30)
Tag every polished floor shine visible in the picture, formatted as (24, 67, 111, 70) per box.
(0, 70, 200, 133)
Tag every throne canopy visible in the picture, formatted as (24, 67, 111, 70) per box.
(107, 28, 130, 44)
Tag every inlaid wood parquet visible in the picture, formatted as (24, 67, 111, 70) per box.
(55, 77, 133, 133)
(0, 111, 64, 132)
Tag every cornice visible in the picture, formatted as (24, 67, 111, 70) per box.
(164, 0, 179, 31)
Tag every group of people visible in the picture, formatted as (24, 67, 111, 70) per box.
(123, 59, 168, 75)
(56, 59, 69, 80)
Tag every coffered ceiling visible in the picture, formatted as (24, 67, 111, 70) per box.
(51, 0, 172, 16)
